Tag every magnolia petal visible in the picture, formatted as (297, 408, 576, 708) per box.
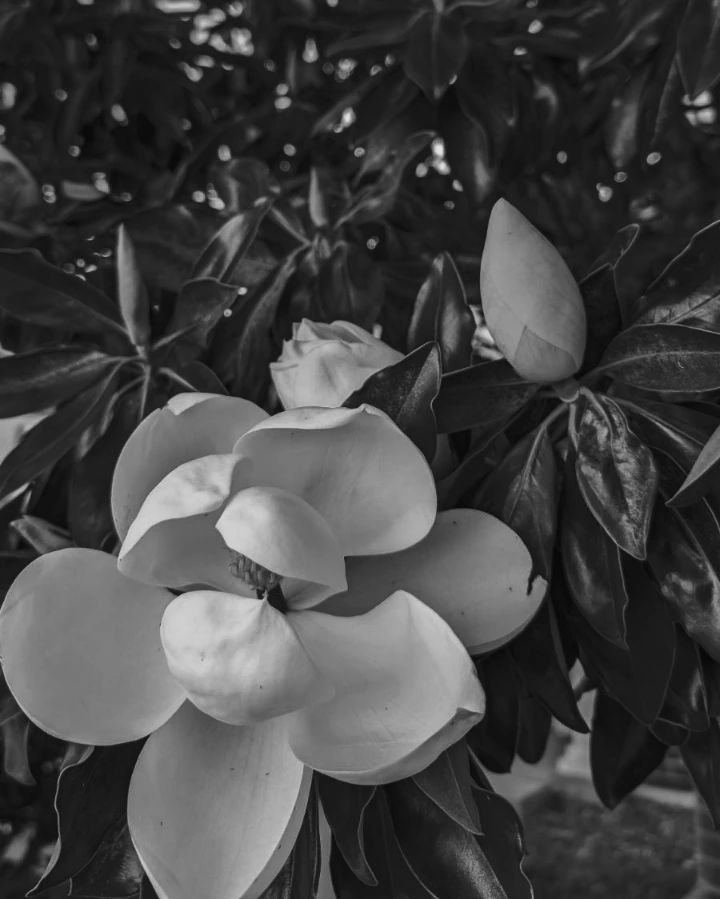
(118, 454, 253, 592)
(0, 549, 184, 744)
(161, 591, 332, 725)
(287, 590, 484, 785)
(112, 394, 267, 540)
(234, 406, 436, 556)
(128, 704, 311, 899)
(216, 486, 347, 607)
(322, 509, 547, 655)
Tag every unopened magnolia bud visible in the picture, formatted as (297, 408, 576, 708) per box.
(480, 199, 586, 384)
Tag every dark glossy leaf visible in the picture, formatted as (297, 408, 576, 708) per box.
(317, 242, 384, 332)
(387, 778, 532, 899)
(467, 651, 519, 773)
(0, 347, 120, 417)
(671, 422, 720, 506)
(11, 515, 72, 554)
(661, 628, 710, 733)
(634, 221, 720, 328)
(344, 342, 441, 462)
(681, 721, 720, 826)
(329, 789, 431, 899)
(477, 425, 558, 582)
(575, 394, 658, 560)
(516, 695, 553, 765)
(562, 465, 629, 647)
(1, 710, 34, 786)
(404, 11, 468, 102)
(116, 224, 151, 353)
(262, 784, 320, 899)
(192, 201, 272, 283)
(597, 324, 720, 393)
(308, 167, 351, 230)
(318, 777, 377, 886)
(67, 821, 143, 898)
(619, 397, 711, 472)
(211, 251, 300, 403)
(456, 50, 516, 149)
(435, 360, 538, 435)
(0, 250, 126, 336)
(30, 742, 144, 896)
(408, 252, 475, 373)
(590, 692, 667, 808)
(440, 98, 495, 205)
(164, 278, 239, 356)
(167, 360, 229, 395)
(412, 741, 481, 835)
(510, 601, 588, 733)
(678, 0, 720, 100)
(0, 369, 121, 501)
(578, 266, 623, 372)
(585, 224, 640, 327)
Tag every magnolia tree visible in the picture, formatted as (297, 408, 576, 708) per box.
(3, 1, 720, 897)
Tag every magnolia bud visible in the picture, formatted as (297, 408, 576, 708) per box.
(480, 199, 586, 383)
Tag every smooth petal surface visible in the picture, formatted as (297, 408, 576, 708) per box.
(321, 510, 546, 655)
(287, 591, 484, 784)
(0, 549, 184, 744)
(128, 704, 311, 899)
(118, 454, 253, 591)
(216, 486, 347, 607)
(161, 591, 332, 724)
(112, 393, 267, 540)
(234, 405, 436, 556)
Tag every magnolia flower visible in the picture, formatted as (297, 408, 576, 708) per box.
(270, 318, 402, 409)
(0, 393, 545, 899)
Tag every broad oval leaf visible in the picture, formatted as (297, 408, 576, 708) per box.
(344, 342, 441, 463)
(0, 249, 126, 336)
(0, 347, 120, 417)
(590, 692, 667, 809)
(116, 224, 151, 353)
(671, 422, 720, 507)
(403, 11, 469, 103)
(163, 278, 239, 357)
(633, 221, 720, 327)
(318, 776, 377, 886)
(408, 252, 475, 373)
(678, 0, 720, 100)
(412, 741, 481, 835)
(597, 324, 720, 393)
(192, 201, 272, 283)
(434, 359, 538, 435)
(575, 394, 658, 560)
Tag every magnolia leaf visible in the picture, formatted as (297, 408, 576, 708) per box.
(475, 425, 558, 582)
(661, 629, 710, 733)
(678, 0, 720, 100)
(0, 347, 121, 416)
(597, 324, 720, 393)
(167, 360, 229, 395)
(0, 250, 126, 336)
(590, 692, 667, 809)
(403, 11, 469, 102)
(578, 266, 623, 372)
(66, 821, 144, 898)
(434, 359, 538, 435)
(116, 225, 151, 353)
(468, 651, 519, 773)
(0, 369, 121, 500)
(516, 694, 553, 764)
(261, 785, 320, 899)
(441, 99, 496, 205)
(412, 741, 482, 835)
(11, 515, 72, 554)
(562, 466, 629, 648)
(509, 602, 588, 733)
(408, 252, 475, 373)
(575, 394, 658, 560)
(1, 711, 34, 786)
(308, 167, 351, 230)
(316, 242, 384, 332)
(344, 341, 441, 462)
(29, 742, 144, 896)
(670, 423, 720, 507)
(633, 220, 720, 327)
(318, 777, 377, 886)
(192, 201, 272, 283)
(164, 278, 239, 356)
(0, 143, 39, 219)
(386, 778, 533, 899)
(681, 721, 720, 826)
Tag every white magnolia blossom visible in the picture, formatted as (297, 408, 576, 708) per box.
(0, 392, 545, 899)
(270, 318, 402, 409)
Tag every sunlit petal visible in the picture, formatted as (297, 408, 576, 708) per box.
(0, 549, 184, 744)
(112, 394, 267, 540)
(287, 590, 484, 785)
(128, 704, 311, 899)
(322, 510, 546, 655)
(216, 486, 347, 607)
(118, 454, 253, 592)
(161, 591, 332, 725)
(234, 405, 436, 556)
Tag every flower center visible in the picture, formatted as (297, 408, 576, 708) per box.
(228, 552, 282, 594)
